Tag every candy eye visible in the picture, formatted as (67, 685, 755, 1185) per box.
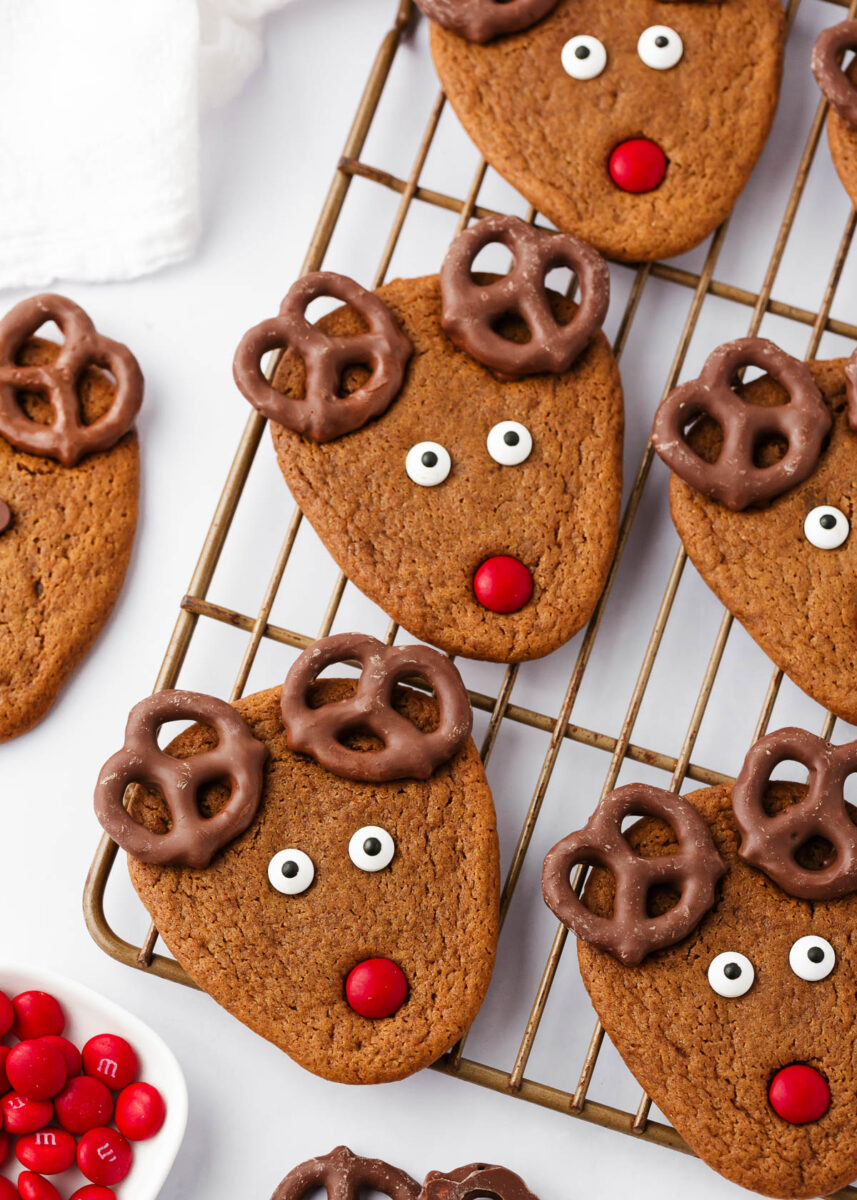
(561, 35, 607, 81)
(707, 951, 754, 998)
(348, 826, 395, 872)
(487, 421, 533, 466)
(789, 935, 835, 982)
(804, 505, 849, 550)
(637, 25, 683, 70)
(406, 441, 451, 487)
(268, 848, 315, 895)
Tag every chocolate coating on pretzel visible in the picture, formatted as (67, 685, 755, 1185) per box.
(732, 727, 857, 899)
(844, 346, 857, 432)
(651, 337, 831, 511)
(0, 294, 143, 467)
(813, 21, 857, 128)
(440, 215, 609, 379)
(94, 690, 268, 869)
(0, 500, 10, 535)
(542, 784, 725, 965)
(234, 272, 412, 442)
(271, 1146, 419, 1200)
(281, 633, 472, 783)
(421, 1165, 539, 1200)
(414, 0, 558, 43)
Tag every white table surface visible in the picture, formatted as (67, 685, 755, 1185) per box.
(3, 1, 857, 1197)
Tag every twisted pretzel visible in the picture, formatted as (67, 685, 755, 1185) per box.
(732, 727, 857, 900)
(233, 272, 412, 442)
(280, 633, 473, 783)
(813, 21, 857, 127)
(421, 1166, 538, 1200)
(542, 784, 725, 965)
(271, 1147, 419, 1200)
(651, 338, 831, 511)
(415, 0, 558, 42)
(94, 690, 268, 869)
(0, 294, 143, 467)
(440, 215, 609, 379)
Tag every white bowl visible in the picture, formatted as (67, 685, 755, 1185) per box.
(0, 963, 187, 1200)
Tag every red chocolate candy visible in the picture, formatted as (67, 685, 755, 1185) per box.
(70, 1189, 116, 1200)
(16, 1129, 76, 1175)
(0, 1178, 15, 1200)
(56, 1076, 114, 1134)
(12, 994, 64, 1041)
(6, 1041, 67, 1100)
(0, 1131, 8, 1165)
(769, 1064, 831, 1125)
(0, 1047, 10, 1095)
(40, 1037, 82, 1079)
(345, 958, 409, 1019)
(608, 138, 668, 193)
(473, 556, 533, 614)
(2, 1093, 53, 1135)
(0, 992, 13, 1038)
(114, 1082, 165, 1141)
(82, 1035, 137, 1092)
(77, 1128, 133, 1186)
(17, 1174, 62, 1200)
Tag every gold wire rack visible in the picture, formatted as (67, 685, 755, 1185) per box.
(84, 1, 857, 1193)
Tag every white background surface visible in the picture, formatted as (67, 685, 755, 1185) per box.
(3, 1, 857, 1198)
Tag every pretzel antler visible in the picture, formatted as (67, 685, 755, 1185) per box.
(280, 633, 473, 783)
(421, 1165, 539, 1200)
(440, 215, 609, 379)
(651, 338, 831, 511)
(94, 691, 268, 869)
(234, 272, 412, 442)
(542, 784, 725, 965)
(813, 21, 857, 128)
(271, 1147, 420, 1200)
(415, 0, 558, 42)
(732, 727, 857, 899)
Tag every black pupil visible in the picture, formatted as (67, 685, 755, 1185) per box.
(503, 431, 520, 446)
(281, 860, 299, 879)
(723, 962, 742, 980)
(421, 450, 438, 468)
(575, 45, 590, 58)
(655, 35, 669, 47)
(819, 514, 837, 530)
(363, 837, 382, 857)
(808, 946, 825, 963)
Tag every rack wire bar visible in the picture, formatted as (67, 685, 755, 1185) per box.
(83, 1, 857, 1192)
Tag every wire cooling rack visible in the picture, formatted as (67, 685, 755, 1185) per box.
(84, 1, 857, 1193)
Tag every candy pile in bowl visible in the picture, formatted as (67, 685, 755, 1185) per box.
(0, 989, 165, 1200)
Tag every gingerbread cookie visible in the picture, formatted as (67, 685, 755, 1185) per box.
(813, 21, 857, 207)
(0, 294, 143, 742)
(419, 0, 784, 263)
(234, 216, 623, 663)
(651, 338, 857, 724)
(543, 728, 857, 1198)
(95, 634, 500, 1085)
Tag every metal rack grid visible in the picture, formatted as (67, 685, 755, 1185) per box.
(83, 1, 857, 1193)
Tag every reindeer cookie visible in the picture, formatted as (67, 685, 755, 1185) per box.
(95, 634, 500, 1085)
(234, 216, 623, 663)
(417, 0, 784, 263)
(651, 337, 857, 724)
(543, 727, 857, 1198)
(0, 294, 143, 742)
(813, 21, 857, 207)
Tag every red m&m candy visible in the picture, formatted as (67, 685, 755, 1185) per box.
(56, 1076, 114, 1134)
(115, 1082, 165, 1141)
(17, 1174, 62, 1200)
(0, 1046, 10, 1096)
(16, 1129, 76, 1174)
(345, 958, 408, 1019)
(1, 1093, 53, 1135)
(77, 1127, 133, 1186)
(473, 555, 533, 614)
(0, 1130, 8, 1165)
(0, 1178, 15, 1200)
(0, 991, 14, 1039)
(768, 1063, 831, 1124)
(82, 1035, 137, 1091)
(40, 1036, 82, 1078)
(70, 1189, 117, 1200)
(12, 993, 65, 1041)
(608, 137, 668, 194)
(6, 1040, 67, 1100)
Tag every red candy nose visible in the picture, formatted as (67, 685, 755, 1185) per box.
(473, 556, 533, 614)
(769, 1064, 831, 1124)
(345, 958, 408, 1019)
(608, 138, 667, 194)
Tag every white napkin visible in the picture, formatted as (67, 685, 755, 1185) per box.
(0, 0, 289, 291)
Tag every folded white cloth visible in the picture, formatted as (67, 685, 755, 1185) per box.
(0, 0, 290, 291)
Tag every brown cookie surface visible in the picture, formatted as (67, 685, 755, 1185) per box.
(128, 680, 500, 1084)
(827, 61, 857, 207)
(429, 0, 783, 262)
(668, 358, 857, 724)
(578, 782, 857, 1199)
(270, 274, 623, 663)
(0, 338, 139, 742)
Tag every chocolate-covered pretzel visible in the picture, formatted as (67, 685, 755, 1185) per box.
(415, 0, 558, 42)
(845, 346, 857, 432)
(421, 1165, 538, 1200)
(542, 784, 725, 965)
(281, 633, 473, 783)
(271, 1146, 420, 1200)
(0, 294, 143, 467)
(233, 272, 412, 442)
(812, 21, 857, 128)
(440, 215, 609, 379)
(94, 690, 268, 869)
(732, 727, 857, 900)
(651, 338, 831, 511)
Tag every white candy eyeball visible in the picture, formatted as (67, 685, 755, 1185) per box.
(487, 421, 533, 466)
(804, 505, 850, 550)
(561, 35, 607, 81)
(637, 25, 683, 70)
(789, 935, 835, 982)
(268, 848, 315, 895)
(348, 826, 395, 872)
(707, 951, 754, 998)
(406, 441, 451, 487)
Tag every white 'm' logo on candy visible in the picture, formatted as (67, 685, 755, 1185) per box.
(97, 1142, 117, 1162)
(98, 1057, 119, 1079)
(35, 1133, 57, 1146)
